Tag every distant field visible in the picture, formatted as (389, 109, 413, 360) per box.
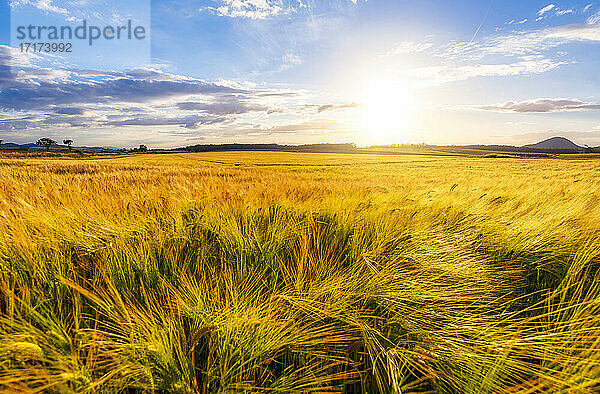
(1, 151, 600, 392)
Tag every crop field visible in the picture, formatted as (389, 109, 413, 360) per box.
(1, 151, 600, 393)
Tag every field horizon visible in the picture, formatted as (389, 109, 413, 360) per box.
(4, 1, 600, 391)
(1, 135, 598, 156)
(1, 150, 600, 392)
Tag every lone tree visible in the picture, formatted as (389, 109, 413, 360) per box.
(139, 144, 148, 152)
(63, 139, 74, 152)
(36, 138, 57, 152)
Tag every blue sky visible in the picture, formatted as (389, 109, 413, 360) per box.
(1, 0, 600, 148)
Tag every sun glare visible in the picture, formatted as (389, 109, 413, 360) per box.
(360, 80, 414, 146)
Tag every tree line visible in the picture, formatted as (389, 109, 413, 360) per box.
(34, 138, 74, 151)
(0, 139, 149, 153)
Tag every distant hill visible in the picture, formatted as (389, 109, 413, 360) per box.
(523, 137, 584, 152)
(1, 143, 40, 150)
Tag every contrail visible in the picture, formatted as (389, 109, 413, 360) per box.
(470, 1, 494, 43)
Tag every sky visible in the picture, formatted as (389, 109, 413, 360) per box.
(1, 0, 600, 148)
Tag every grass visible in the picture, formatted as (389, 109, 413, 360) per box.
(1, 151, 600, 392)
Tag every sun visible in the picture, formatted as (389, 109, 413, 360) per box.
(360, 80, 414, 146)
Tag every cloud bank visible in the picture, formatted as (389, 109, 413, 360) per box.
(478, 98, 600, 113)
(0, 45, 361, 145)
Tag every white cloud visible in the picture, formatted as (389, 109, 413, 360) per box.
(390, 22, 600, 87)
(556, 9, 574, 15)
(444, 24, 600, 59)
(200, 0, 363, 19)
(217, 1, 281, 19)
(280, 53, 303, 70)
(547, 23, 600, 41)
(198, 0, 364, 19)
(0, 44, 40, 68)
(403, 58, 566, 87)
(588, 11, 600, 24)
(584, 4, 594, 13)
(385, 41, 435, 56)
(200, 0, 295, 19)
(538, 4, 556, 16)
(507, 19, 528, 25)
(9, 0, 69, 15)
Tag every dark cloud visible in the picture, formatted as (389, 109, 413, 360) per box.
(0, 112, 231, 131)
(107, 115, 229, 129)
(0, 45, 247, 112)
(0, 113, 97, 130)
(0, 47, 272, 132)
(0, 45, 332, 137)
(317, 103, 361, 113)
(478, 98, 600, 113)
(0, 73, 242, 111)
(0, 115, 36, 130)
(0, 65, 12, 86)
(255, 91, 298, 98)
(300, 103, 361, 114)
(53, 107, 87, 115)
(176, 99, 269, 115)
(260, 119, 351, 134)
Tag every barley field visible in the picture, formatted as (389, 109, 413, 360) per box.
(1, 151, 600, 393)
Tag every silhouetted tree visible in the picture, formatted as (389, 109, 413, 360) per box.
(63, 139, 74, 152)
(139, 144, 148, 152)
(36, 138, 57, 152)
